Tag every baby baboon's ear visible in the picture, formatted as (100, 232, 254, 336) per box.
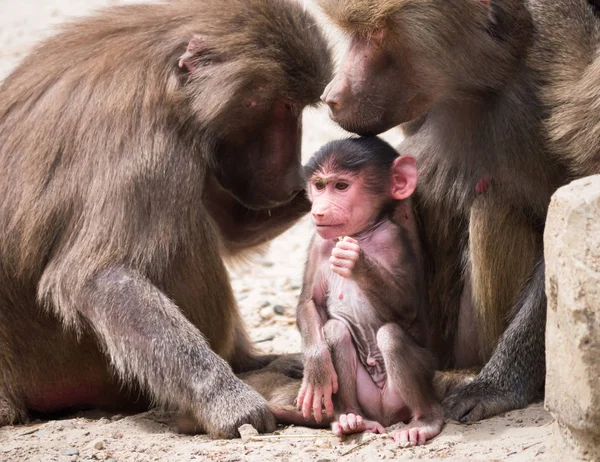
(390, 156, 417, 200)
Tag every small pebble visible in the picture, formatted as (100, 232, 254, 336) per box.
(110, 414, 124, 422)
(273, 305, 286, 315)
(94, 441, 104, 450)
(34, 430, 48, 438)
(259, 307, 274, 320)
(61, 448, 80, 456)
(260, 301, 271, 308)
(238, 424, 259, 442)
(106, 459, 117, 462)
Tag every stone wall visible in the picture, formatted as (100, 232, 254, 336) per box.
(545, 175, 600, 461)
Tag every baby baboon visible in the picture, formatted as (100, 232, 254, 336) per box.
(297, 138, 442, 445)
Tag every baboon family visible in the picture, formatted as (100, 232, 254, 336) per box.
(0, 0, 598, 440)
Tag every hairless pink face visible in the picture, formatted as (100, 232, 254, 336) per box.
(308, 155, 418, 240)
(308, 171, 381, 240)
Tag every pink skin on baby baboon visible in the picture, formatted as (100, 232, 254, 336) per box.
(296, 138, 443, 446)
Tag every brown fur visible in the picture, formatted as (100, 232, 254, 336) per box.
(468, 193, 540, 358)
(0, 0, 332, 438)
(433, 369, 478, 402)
(530, 0, 600, 178)
(318, 0, 404, 36)
(415, 193, 468, 368)
(318, 0, 600, 423)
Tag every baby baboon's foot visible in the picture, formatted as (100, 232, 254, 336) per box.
(331, 413, 385, 438)
(390, 415, 443, 447)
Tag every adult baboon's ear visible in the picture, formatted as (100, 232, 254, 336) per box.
(390, 156, 417, 200)
(178, 35, 214, 72)
(484, 0, 523, 38)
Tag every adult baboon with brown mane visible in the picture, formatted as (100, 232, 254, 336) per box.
(317, 0, 600, 422)
(0, 0, 332, 438)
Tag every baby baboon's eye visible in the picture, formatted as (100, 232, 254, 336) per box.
(314, 181, 326, 191)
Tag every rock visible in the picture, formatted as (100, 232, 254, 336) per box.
(544, 176, 600, 461)
(106, 459, 117, 462)
(110, 414, 124, 422)
(61, 448, 80, 456)
(259, 307, 274, 320)
(272, 305, 286, 315)
(94, 441, 104, 450)
(238, 424, 259, 442)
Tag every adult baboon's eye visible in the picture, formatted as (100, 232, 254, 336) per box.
(335, 182, 349, 191)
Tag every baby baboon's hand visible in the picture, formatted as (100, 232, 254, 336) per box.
(330, 236, 360, 278)
(297, 346, 338, 423)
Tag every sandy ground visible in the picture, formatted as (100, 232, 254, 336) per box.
(0, 0, 566, 460)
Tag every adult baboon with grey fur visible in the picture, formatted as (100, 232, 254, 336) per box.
(0, 0, 331, 438)
(317, 0, 599, 422)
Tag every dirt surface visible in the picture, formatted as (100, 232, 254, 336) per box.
(0, 1, 565, 460)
